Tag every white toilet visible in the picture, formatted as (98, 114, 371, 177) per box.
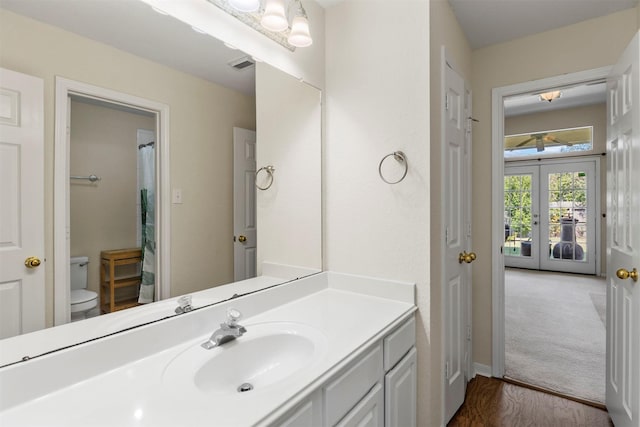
(70, 256, 98, 321)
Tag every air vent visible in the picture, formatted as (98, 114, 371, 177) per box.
(228, 56, 255, 70)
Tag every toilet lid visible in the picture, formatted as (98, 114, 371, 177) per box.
(70, 289, 97, 305)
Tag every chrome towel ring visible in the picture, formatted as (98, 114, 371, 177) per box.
(378, 151, 408, 184)
(256, 165, 276, 190)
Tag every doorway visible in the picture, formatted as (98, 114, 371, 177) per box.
(490, 66, 611, 380)
(504, 158, 599, 275)
(54, 77, 171, 326)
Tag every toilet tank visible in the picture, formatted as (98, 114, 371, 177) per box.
(70, 256, 89, 290)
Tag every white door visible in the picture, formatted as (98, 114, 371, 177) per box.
(443, 58, 474, 423)
(606, 31, 639, 427)
(0, 68, 45, 339)
(233, 127, 257, 281)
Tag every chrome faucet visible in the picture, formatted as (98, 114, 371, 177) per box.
(201, 308, 247, 350)
(175, 295, 193, 314)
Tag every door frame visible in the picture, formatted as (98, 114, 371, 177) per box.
(53, 77, 171, 325)
(491, 66, 611, 377)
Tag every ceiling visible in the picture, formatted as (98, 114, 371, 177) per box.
(448, 0, 638, 50)
(1, 0, 256, 95)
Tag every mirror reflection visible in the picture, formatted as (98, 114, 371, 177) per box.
(0, 0, 321, 365)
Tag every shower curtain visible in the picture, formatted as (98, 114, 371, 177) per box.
(138, 144, 155, 303)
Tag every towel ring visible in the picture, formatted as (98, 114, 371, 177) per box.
(256, 165, 275, 190)
(378, 151, 408, 184)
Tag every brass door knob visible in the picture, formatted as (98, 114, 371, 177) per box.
(616, 267, 638, 282)
(238, 235, 247, 243)
(458, 251, 477, 264)
(25, 256, 41, 268)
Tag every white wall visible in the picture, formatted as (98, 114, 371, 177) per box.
(324, 1, 431, 425)
(256, 62, 322, 272)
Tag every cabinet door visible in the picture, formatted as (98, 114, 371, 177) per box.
(385, 347, 417, 427)
(275, 390, 322, 427)
(335, 383, 383, 427)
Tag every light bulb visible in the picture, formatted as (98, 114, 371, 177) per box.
(288, 15, 312, 47)
(261, 0, 288, 32)
(228, 0, 260, 12)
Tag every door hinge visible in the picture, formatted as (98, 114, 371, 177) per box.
(445, 227, 449, 243)
(467, 325, 472, 341)
(445, 361, 450, 380)
(445, 94, 449, 111)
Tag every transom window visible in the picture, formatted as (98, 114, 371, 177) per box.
(504, 126, 593, 159)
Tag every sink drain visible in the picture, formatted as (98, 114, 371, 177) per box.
(237, 383, 254, 393)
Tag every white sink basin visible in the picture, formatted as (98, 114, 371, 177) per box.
(162, 322, 327, 395)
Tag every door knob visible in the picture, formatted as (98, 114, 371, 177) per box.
(238, 235, 247, 243)
(616, 267, 638, 282)
(458, 251, 477, 264)
(24, 256, 41, 268)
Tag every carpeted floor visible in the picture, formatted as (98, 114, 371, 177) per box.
(505, 268, 606, 403)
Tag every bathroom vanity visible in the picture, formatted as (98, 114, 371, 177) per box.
(0, 272, 416, 426)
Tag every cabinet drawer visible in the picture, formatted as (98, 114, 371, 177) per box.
(383, 316, 415, 371)
(324, 344, 383, 426)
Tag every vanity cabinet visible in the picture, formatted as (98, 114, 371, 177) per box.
(273, 316, 416, 427)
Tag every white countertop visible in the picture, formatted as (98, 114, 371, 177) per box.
(0, 272, 415, 427)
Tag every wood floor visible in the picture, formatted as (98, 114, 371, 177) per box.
(448, 376, 613, 427)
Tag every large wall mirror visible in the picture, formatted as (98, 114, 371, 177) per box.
(0, 0, 321, 365)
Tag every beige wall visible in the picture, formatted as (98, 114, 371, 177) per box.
(505, 103, 608, 274)
(429, 0, 472, 424)
(256, 63, 322, 273)
(69, 100, 155, 296)
(325, 2, 431, 425)
(0, 10, 256, 326)
(471, 9, 637, 368)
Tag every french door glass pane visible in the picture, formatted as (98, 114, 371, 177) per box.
(547, 171, 588, 262)
(504, 174, 533, 257)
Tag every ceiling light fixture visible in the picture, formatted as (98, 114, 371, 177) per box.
(539, 90, 562, 103)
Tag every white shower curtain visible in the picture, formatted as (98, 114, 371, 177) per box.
(138, 144, 155, 303)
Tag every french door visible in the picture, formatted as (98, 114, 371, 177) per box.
(504, 158, 598, 275)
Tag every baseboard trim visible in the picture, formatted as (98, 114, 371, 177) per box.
(473, 363, 492, 379)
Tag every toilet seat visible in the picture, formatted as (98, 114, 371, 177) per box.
(70, 289, 98, 313)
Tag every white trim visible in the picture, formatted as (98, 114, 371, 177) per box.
(439, 45, 448, 424)
(491, 66, 611, 377)
(53, 77, 171, 326)
(473, 363, 493, 379)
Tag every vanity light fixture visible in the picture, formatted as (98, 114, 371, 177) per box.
(261, 0, 289, 32)
(287, 0, 313, 47)
(212, 0, 313, 50)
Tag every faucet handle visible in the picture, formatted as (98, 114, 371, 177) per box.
(226, 308, 242, 326)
